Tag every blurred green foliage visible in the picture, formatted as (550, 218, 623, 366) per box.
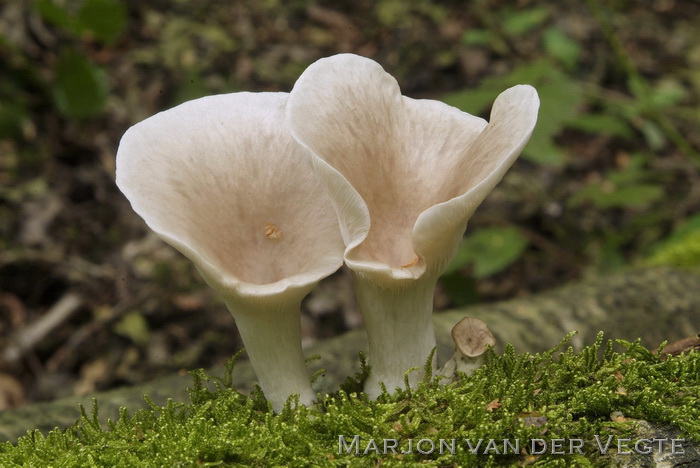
(0, 37, 35, 139)
(646, 214, 700, 269)
(445, 226, 529, 279)
(113, 311, 151, 346)
(647, 231, 700, 269)
(35, 0, 127, 45)
(437, 0, 699, 299)
(442, 226, 529, 306)
(569, 153, 664, 209)
(52, 49, 108, 118)
(1, 0, 126, 120)
(444, 61, 584, 166)
(1, 0, 698, 308)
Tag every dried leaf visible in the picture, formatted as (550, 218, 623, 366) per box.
(655, 336, 700, 360)
(173, 294, 204, 310)
(485, 398, 502, 411)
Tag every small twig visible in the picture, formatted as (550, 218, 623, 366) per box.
(1, 292, 83, 366)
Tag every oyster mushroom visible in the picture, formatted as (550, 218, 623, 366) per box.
(116, 92, 344, 411)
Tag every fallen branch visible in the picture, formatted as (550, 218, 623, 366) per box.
(1, 292, 83, 367)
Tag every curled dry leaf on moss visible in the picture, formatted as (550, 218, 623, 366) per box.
(116, 53, 538, 410)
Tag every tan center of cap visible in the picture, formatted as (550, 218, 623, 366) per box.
(265, 223, 282, 240)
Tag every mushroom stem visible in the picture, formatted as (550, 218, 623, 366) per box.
(354, 273, 438, 399)
(223, 294, 315, 412)
(439, 351, 487, 382)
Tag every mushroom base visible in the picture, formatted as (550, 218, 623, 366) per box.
(354, 272, 438, 399)
(223, 295, 315, 412)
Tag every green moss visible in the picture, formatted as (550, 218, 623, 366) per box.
(647, 230, 700, 268)
(1, 333, 698, 467)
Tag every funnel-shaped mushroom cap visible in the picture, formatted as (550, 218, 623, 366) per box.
(451, 317, 496, 357)
(116, 92, 344, 298)
(287, 54, 539, 283)
(116, 92, 344, 411)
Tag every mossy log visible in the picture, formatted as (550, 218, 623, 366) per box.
(1, 266, 699, 454)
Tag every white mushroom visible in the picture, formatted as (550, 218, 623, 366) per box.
(116, 92, 344, 411)
(286, 54, 538, 398)
(440, 317, 496, 382)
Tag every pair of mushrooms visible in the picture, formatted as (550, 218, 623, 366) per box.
(116, 54, 538, 411)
